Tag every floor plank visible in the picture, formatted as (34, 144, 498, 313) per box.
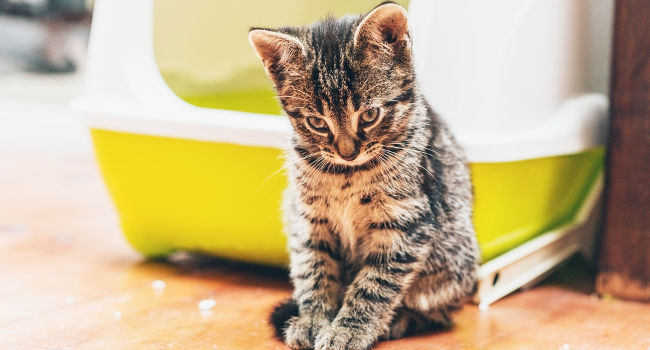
(1, 152, 649, 350)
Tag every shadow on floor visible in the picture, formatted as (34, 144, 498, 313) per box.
(133, 250, 597, 301)
(134, 251, 292, 292)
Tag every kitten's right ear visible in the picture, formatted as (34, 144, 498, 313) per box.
(249, 29, 306, 87)
(354, 2, 410, 57)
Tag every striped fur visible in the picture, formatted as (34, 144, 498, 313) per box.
(250, 3, 479, 349)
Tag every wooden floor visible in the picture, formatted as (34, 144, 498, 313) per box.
(1, 152, 649, 350)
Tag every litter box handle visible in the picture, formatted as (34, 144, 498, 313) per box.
(84, 0, 185, 108)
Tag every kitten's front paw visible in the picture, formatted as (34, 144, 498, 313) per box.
(314, 324, 375, 350)
(285, 314, 329, 349)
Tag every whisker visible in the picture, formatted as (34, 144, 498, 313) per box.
(261, 152, 318, 187)
(382, 148, 441, 187)
(387, 142, 441, 158)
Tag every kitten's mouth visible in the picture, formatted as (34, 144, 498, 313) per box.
(324, 148, 382, 167)
(332, 154, 372, 166)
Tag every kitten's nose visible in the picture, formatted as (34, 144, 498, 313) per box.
(336, 137, 360, 161)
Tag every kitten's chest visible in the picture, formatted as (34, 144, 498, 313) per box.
(299, 169, 422, 259)
(330, 190, 368, 250)
(316, 176, 385, 253)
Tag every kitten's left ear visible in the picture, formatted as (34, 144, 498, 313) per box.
(354, 2, 411, 55)
(249, 29, 306, 87)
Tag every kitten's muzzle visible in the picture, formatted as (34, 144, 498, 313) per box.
(335, 137, 361, 161)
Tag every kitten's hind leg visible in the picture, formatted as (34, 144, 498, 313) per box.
(379, 307, 452, 340)
(378, 308, 424, 340)
(390, 271, 476, 340)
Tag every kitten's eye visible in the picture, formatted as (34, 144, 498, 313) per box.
(359, 107, 381, 127)
(306, 116, 328, 132)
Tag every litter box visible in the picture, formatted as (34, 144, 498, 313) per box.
(74, 0, 612, 306)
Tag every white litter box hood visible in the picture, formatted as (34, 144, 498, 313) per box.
(408, 0, 613, 161)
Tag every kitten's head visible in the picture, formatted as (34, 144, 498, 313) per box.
(249, 2, 416, 167)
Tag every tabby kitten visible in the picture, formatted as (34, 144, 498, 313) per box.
(249, 2, 479, 349)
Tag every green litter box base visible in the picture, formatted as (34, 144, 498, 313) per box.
(91, 129, 604, 265)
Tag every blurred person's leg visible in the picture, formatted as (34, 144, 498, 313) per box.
(40, 0, 89, 72)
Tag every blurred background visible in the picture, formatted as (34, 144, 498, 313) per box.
(0, 0, 92, 155)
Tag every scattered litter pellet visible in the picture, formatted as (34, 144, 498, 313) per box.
(54, 236, 72, 245)
(560, 344, 570, 350)
(152, 280, 166, 291)
(114, 311, 122, 320)
(198, 299, 216, 311)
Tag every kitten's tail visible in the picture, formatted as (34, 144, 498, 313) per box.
(269, 298, 299, 339)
